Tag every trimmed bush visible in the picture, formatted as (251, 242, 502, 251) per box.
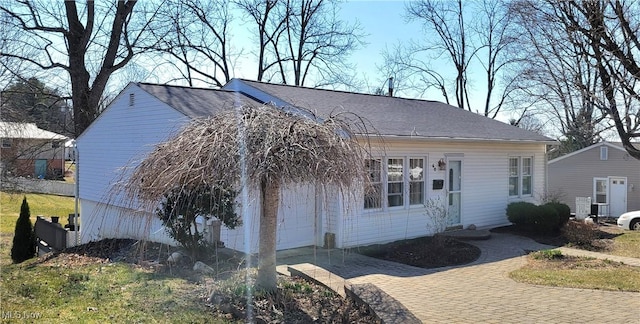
(507, 201, 568, 235)
(506, 201, 537, 227)
(531, 204, 560, 234)
(543, 202, 571, 227)
(11, 197, 36, 263)
(562, 220, 598, 246)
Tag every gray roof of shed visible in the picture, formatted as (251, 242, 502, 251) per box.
(138, 83, 260, 118)
(238, 79, 554, 143)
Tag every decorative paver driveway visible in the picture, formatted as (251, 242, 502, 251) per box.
(277, 233, 640, 323)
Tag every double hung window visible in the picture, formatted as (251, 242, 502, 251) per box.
(509, 157, 533, 197)
(364, 157, 425, 209)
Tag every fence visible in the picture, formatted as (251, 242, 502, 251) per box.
(34, 215, 79, 255)
(2, 177, 74, 197)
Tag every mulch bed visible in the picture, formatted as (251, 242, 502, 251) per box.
(358, 236, 481, 268)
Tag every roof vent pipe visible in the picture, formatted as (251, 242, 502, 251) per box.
(388, 77, 394, 97)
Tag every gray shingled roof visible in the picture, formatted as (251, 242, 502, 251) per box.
(138, 83, 259, 117)
(137, 81, 553, 143)
(237, 79, 554, 143)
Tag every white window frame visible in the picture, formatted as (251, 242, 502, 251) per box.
(509, 156, 533, 198)
(364, 159, 382, 210)
(364, 155, 428, 210)
(408, 157, 426, 206)
(1, 138, 11, 148)
(593, 177, 608, 204)
(600, 146, 608, 160)
(387, 157, 405, 208)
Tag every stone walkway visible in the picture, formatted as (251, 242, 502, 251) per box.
(276, 233, 640, 323)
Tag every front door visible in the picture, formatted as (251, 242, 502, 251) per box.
(35, 159, 47, 178)
(609, 177, 627, 217)
(447, 159, 462, 225)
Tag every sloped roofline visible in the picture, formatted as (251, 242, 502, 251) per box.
(548, 141, 627, 164)
(0, 121, 67, 140)
(226, 78, 557, 144)
(227, 78, 446, 104)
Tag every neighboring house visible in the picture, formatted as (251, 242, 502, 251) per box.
(548, 142, 640, 218)
(0, 121, 68, 179)
(77, 80, 555, 253)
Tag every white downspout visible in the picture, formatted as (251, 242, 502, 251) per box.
(74, 143, 79, 245)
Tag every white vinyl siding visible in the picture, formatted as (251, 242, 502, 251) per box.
(77, 86, 189, 204)
(340, 140, 546, 248)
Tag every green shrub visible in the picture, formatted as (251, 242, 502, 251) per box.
(506, 201, 537, 227)
(543, 202, 571, 227)
(156, 184, 240, 259)
(507, 201, 569, 235)
(11, 197, 36, 263)
(531, 249, 563, 260)
(562, 220, 598, 246)
(531, 204, 560, 234)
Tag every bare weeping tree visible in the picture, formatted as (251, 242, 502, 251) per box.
(0, 1, 161, 136)
(124, 105, 370, 292)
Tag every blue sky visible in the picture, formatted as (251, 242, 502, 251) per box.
(339, 0, 418, 88)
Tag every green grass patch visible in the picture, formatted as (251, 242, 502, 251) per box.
(511, 254, 640, 292)
(0, 260, 231, 323)
(0, 191, 236, 323)
(1, 191, 75, 233)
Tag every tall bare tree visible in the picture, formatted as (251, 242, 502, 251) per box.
(235, 0, 285, 83)
(406, 0, 472, 110)
(237, 0, 363, 87)
(151, 0, 236, 87)
(388, 0, 517, 118)
(550, 0, 640, 159)
(0, 1, 160, 136)
(509, 0, 609, 155)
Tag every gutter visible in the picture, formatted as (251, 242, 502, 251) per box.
(357, 134, 558, 145)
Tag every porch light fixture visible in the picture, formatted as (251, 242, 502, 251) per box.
(433, 158, 446, 171)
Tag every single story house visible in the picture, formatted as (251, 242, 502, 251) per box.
(77, 79, 555, 253)
(0, 121, 67, 179)
(548, 142, 640, 217)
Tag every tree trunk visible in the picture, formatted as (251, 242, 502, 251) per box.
(256, 178, 280, 292)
